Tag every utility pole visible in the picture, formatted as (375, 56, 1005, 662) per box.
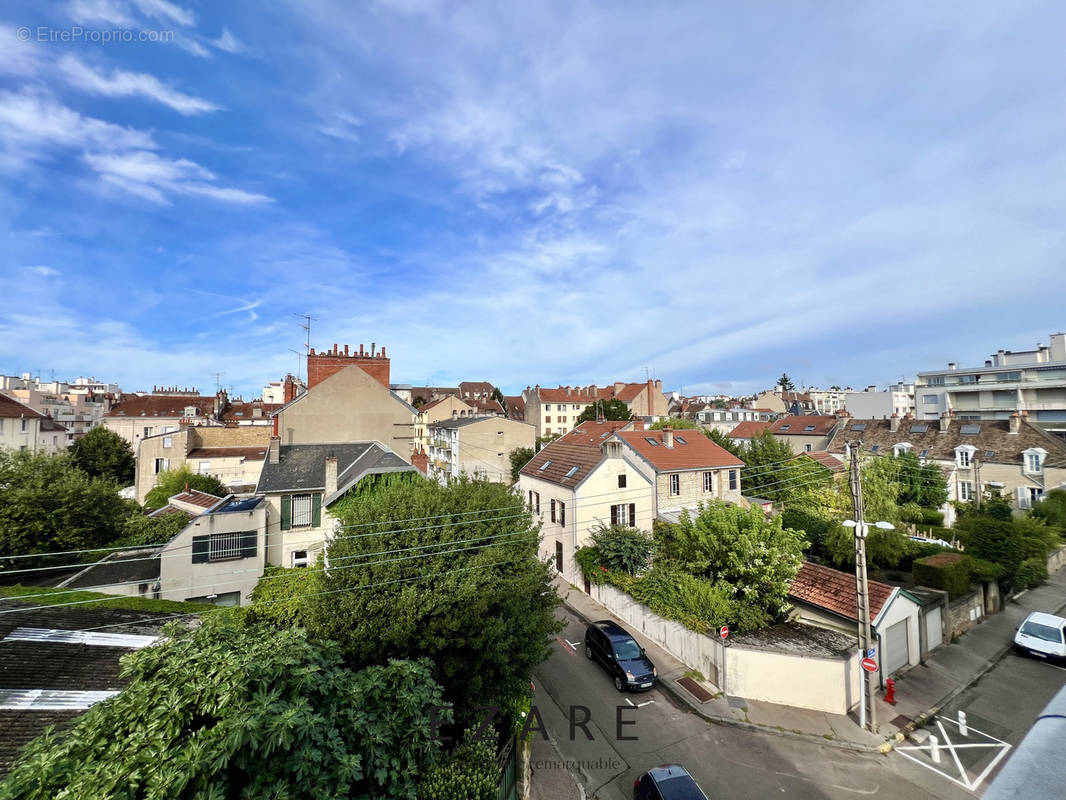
(974, 457, 982, 509)
(849, 441, 877, 733)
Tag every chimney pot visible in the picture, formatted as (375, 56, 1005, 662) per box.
(344, 345, 349, 356)
(325, 452, 338, 496)
(1009, 412, 1021, 434)
(889, 413, 899, 432)
(662, 426, 674, 447)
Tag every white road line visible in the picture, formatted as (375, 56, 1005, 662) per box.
(625, 697, 635, 707)
(970, 741, 1013, 790)
(565, 639, 582, 649)
(937, 720, 971, 790)
(894, 749, 972, 791)
(637, 699, 656, 708)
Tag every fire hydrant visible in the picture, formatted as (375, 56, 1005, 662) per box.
(884, 678, 896, 705)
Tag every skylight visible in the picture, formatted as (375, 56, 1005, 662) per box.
(779, 424, 791, 431)
(960, 425, 981, 435)
(870, 445, 880, 453)
(565, 466, 580, 478)
(645, 437, 660, 446)
(910, 424, 928, 433)
(804, 425, 815, 431)
(538, 460, 552, 471)
(675, 436, 687, 445)
(984, 450, 995, 459)
(920, 449, 929, 457)
(851, 424, 866, 431)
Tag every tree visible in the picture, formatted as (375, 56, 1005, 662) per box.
(739, 431, 831, 503)
(273, 476, 560, 729)
(893, 451, 948, 508)
(704, 427, 743, 458)
(143, 465, 228, 510)
(658, 501, 806, 620)
(648, 418, 699, 430)
(574, 398, 632, 424)
(0, 620, 451, 800)
(413, 396, 426, 408)
(115, 509, 189, 548)
(776, 373, 795, 392)
(508, 446, 535, 483)
(588, 523, 655, 574)
(68, 426, 135, 485)
(490, 386, 505, 406)
(0, 449, 133, 562)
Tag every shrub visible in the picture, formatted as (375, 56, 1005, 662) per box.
(1015, 557, 1048, 590)
(1030, 489, 1066, 529)
(913, 552, 971, 599)
(899, 504, 944, 526)
(589, 524, 654, 574)
(417, 729, 499, 800)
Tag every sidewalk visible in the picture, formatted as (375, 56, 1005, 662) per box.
(553, 567, 1066, 754)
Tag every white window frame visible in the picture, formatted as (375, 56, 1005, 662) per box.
(154, 457, 169, 474)
(612, 503, 630, 526)
(703, 471, 714, 493)
(291, 549, 310, 568)
(669, 474, 680, 496)
(198, 461, 211, 475)
(959, 481, 974, 502)
(163, 436, 172, 448)
(291, 494, 313, 528)
(955, 447, 973, 468)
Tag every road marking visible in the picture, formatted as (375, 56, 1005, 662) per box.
(894, 713, 1011, 791)
(555, 636, 577, 656)
(566, 638, 582, 649)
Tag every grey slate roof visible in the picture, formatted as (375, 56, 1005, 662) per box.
(63, 549, 161, 590)
(256, 442, 417, 503)
(430, 415, 510, 430)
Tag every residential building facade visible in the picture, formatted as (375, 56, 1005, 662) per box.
(766, 415, 840, 453)
(522, 380, 670, 439)
(427, 415, 535, 484)
(0, 394, 43, 451)
(844, 382, 916, 420)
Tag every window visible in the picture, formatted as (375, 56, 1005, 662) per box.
(703, 471, 714, 492)
(959, 481, 974, 501)
(928, 376, 945, 386)
(610, 503, 636, 527)
(558, 501, 566, 526)
(675, 436, 687, 445)
(545, 416, 551, 424)
(528, 491, 540, 514)
(922, 394, 938, 404)
(208, 531, 242, 561)
(198, 461, 211, 475)
(154, 457, 169, 474)
(910, 424, 929, 434)
(805, 443, 813, 452)
(538, 460, 552, 472)
(163, 436, 172, 448)
(291, 494, 313, 527)
(957, 449, 971, 468)
(728, 470, 737, 490)
(959, 374, 979, 384)
(1024, 449, 1046, 473)
(984, 450, 995, 459)
(870, 445, 879, 453)
(618, 474, 627, 489)
(804, 425, 815, 432)
(1027, 453, 1042, 472)
(779, 424, 791, 431)
(565, 466, 579, 478)
(291, 550, 310, 568)
(544, 404, 552, 411)
(669, 474, 680, 495)
(996, 372, 1021, 382)
(645, 437, 659, 446)
(920, 449, 929, 458)
(1029, 487, 1043, 506)
(143, 426, 152, 438)
(555, 541, 563, 572)
(550, 499, 556, 523)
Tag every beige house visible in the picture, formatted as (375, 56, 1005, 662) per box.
(0, 394, 43, 451)
(518, 420, 653, 584)
(427, 415, 535, 484)
(416, 395, 477, 454)
(38, 416, 72, 453)
(522, 380, 670, 439)
(612, 425, 745, 520)
(257, 440, 417, 570)
(826, 413, 1066, 511)
(134, 426, 270, 503)
(271, 365, 418, 457)
(766, 415, 840, 453)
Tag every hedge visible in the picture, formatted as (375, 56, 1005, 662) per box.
(913, 552, 971, 599)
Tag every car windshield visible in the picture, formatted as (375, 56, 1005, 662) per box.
(1021, 621, 1063, 642)
(613, 638, 642, 660)
(656, 774, 705, 800)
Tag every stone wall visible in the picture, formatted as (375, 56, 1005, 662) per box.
(1048, 545, 1066, 575)
(947, 589, 984, 638)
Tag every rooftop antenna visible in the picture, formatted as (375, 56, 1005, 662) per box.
(212, 372, 224, 393)
(292, 313, 318, 381)
(288, 349, 303, 381)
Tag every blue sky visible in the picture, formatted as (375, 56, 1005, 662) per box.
(1, 1, 1063, 399)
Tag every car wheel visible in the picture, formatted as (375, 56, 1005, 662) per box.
(585, 643, 593, 659)
(614, 676, 624, 692)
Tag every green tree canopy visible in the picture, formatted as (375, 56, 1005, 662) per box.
(0, 620, 451, 800)
(658, 500, 806, 620)
(648, 418, 699, 430)
(143, 464, 228, 510)
(738, 431, 832, 503)
(116, 509, 190, 548)
(257, 476, 560, 729)
(704, 427, 744, 458)
(508, 446, 535, 483)
(575, 398, 632, 424)
(0, 449, 132, 562)
(67, 426, 135, 485)
(588, 523, 655, 574)
(490, 386, 505, 406)
(776, 373, 795, 391)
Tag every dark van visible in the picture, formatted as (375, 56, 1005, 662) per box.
(584, 620, 656, 692)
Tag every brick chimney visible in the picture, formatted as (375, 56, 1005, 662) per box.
(283, 374, 297, 404)
(325, 451, 338, 496)
(939, 411, 951, 433)
(306, 343, 391, 390)
(632, 419, 645, 431)
(268, 436, 280, 464)
(662, 425, 674, 448)
(1009, 412, 1021, 434)
(889, 413, 899, 432)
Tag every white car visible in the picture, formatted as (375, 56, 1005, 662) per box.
(1014, 612, 1066, 661)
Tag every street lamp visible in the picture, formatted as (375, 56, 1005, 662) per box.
(842, 518, 894, 732)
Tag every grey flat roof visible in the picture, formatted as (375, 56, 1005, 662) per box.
(430, 415, 509, 429)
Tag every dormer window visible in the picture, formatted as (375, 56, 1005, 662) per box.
(893, 443, 912, 457)
(1023, 448, 1047, 474)
(955, 445, 976, 468)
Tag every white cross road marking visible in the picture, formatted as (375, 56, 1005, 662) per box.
(555, 636, 577, 656)
(565, 639, 582, 649)
(894, 713, 1011, 792)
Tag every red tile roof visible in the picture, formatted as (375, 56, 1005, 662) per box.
(803, 451, 845, 473)
(728, 421, 771, 439)
(536, 386, 612, 403)
(560, 419, 631, 445)
(615, 383, 648, 402)
(186, 447, 268, 460)
(768, 415, 838, 436)
(503, 395, 525, 421)
(520, 441, 605, 487)
(789, 561, 895, 623)
(0, 394, 45, 419)
(171, 489, 223, 509)
(105, 395, 215, 418)
(616, 429, 744, 471)
(219, 401, 280, 421)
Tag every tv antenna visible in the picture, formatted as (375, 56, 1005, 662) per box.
(291, 313, 318, 381)
(212, 372, 224, 393)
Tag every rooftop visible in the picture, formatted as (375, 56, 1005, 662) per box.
(0, 394, 44, 420)
(615, 429, 744, 472)
(768, 415, 838, 437)
(257, 442, 416, 501)
(789, 561, 895, 623)
(104, 394, 216, 418)
(728, 420, 772, 439)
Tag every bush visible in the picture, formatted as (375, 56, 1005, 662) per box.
(589, 524, 654, 574)
(1030, 489, 1066, 529)
(114, 510, 189, 548)
(899, 504, 944, 527)
(897, 539, 952, 573)
(1015, 557, 1048, 590)
(417, 729, 499, 800)
(913, 552, 971, 599)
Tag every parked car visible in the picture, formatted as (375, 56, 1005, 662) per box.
(634, 764, 709, 800)
(585, 620, 656, 692)
(1014, 612, 1066, 662)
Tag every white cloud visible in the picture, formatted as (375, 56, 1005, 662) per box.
(67, 0, 134, 26)
(25, 265, 60, 277)
(131, 0, 195, 26)
(84, 150, 273, 205)
(211, 27, 246, 53)
(56, 55, 220, 115)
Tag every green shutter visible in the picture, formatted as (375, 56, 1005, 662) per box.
(280, 494, 291, 530)
(312, 493, 322, 527)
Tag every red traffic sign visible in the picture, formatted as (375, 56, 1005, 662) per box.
(719, 626, 730, 639)
(860, 657, 878, 673)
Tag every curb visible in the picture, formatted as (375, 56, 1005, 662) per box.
(558, 593, 886, 754)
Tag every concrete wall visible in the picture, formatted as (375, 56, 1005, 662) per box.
(1048, 545, 1066, 575)
(159, 504, 267, 605)
(773, 433, 832, 454)
(275, 365, 415, 455)
(261, 492, 334, 569)
(591, 583, 860, 714)
(102, 415, 187, 449)
(135, 426, 269, 503)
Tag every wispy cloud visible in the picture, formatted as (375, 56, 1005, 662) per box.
(84, 150, 272, 205)
(25, 265, 61, 277)
(56, 55, 220, 115)
(210, 27, 245, 53)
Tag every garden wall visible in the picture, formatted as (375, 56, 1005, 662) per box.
(1047, 545, 1066, 575)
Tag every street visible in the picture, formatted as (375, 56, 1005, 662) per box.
(534, 609, 972, 800)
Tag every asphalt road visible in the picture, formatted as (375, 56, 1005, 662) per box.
(534, 609, 972, 800)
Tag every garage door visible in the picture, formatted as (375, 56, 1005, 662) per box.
(882, 620, 909, 676)
(925, 606, 943, 653)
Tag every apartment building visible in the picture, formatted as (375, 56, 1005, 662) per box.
(522, 380, 669, 439)
(426, 415, 535, 484)
(844, 382, 916, 420)
(0, 394, 43, 451)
